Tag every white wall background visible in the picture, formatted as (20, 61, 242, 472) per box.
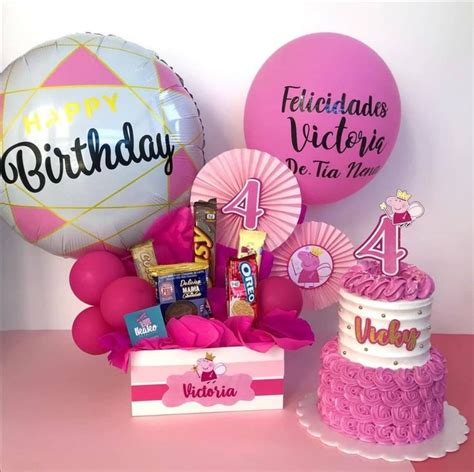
(0, 0, 472, 334)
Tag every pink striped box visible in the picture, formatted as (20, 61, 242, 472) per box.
(130, 346, 284, 416)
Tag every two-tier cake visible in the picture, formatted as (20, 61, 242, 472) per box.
(317, 261, 446, 445)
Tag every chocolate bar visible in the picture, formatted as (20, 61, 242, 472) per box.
(131, 239, 157, 285)
(193, 199, 217, 286)
(238, 229, 266, 269)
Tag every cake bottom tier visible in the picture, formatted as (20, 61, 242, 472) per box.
(317, 338, 446, 445)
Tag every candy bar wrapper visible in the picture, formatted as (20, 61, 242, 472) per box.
(226, 255, 258, 318)
(131, 240, 158, 285)
(238, 229, 266, 269)
(148, 262, 212, 323)
(193, 199, 217, 287)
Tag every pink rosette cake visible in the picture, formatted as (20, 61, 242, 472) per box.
(317, 261, 446, 445)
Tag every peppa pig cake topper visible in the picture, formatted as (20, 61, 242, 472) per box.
(380, 189, 425, 227)
(354, 189, 425, 276)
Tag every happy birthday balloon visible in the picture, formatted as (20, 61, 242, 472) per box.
(244, 33, 401, 205)
(0, 33, 204, 257)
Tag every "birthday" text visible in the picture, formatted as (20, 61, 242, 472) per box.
(1, 122, 175, 193)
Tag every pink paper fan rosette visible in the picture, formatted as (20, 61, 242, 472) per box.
(190, 148, 302, 251)
(271, 222, 354, 309)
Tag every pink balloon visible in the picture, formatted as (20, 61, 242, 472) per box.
(258, 277, 303, 316)
(72, 306, 113, 355)
(100, 276, 156, 329)
(69, 251, 127, 305)
(245, 33, 401, 204)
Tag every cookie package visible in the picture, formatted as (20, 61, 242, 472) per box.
(148, 262, 212, 323)
(226, 255, 258, 318)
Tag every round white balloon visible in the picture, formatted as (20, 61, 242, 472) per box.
(0, 33, 204, 257)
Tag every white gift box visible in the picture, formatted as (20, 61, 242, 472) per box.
(130, 346, 285, 416)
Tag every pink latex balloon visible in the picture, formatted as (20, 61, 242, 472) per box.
(72, 306, 113, 355)
(100, 276, 156, 329)
(69, 251, 127, 305)
(245, 33, 401, 204)
(258, 277, 303, 316)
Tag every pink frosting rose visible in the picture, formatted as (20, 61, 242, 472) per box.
(381, 389, 404, 408)
(413, 364, 434, 387)
(357, 422, 376, 442)
(318, 407, 330, 423)
(428, 358, 446, 381)
(360, 388, 382, 405)
(432, 380, 446, 399)
(408, 423, 426, 443)
(341, 261, 435, 301)
(391, 425, 410, 445)
(320, 371, 332, 389)
(340, 363, 362, 385)
(425, 414, 444, 437)
(322, 352, 340, 370)
(335, 397, 351, 416)
(330, 378, 346, 396)
(329, 358, 346, 378)
(356, 368, 376, 389)
(373, 369, 397, 391)
(371, 404, 393, 426)
(374, 425, 396, 444)
(321, 394, 336, 409)
(349, 402, 372, 421)
(318, 403, 330, 419)
(411, 404, 427, 424)
(425, 399, 443, 417)
(393, 369, 418, 391)
(328, 411, 343, 431)
(344, 384, 363, 401)
(321, 339, 338, 357)
(392, 405, 411, 427)
(401, 389, 421, 407)
(340, 417, 359, 438)
(419, 387, 434, 402)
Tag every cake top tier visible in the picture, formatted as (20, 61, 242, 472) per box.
(341, 261, 435, 302)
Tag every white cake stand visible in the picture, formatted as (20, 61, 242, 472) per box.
(297, 393, 469, 462)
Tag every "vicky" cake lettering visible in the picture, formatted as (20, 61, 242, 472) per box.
(354, 315, 420, 351)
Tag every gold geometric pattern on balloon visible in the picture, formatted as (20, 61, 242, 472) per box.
(0, 34, 203, 255)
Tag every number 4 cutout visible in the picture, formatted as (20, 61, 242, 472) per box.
(222, 178, 264, 230)
(354, 215, 407, 276)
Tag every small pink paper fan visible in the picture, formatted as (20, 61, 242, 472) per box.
(271, 221, 354, 310)
(190, 149, 302, 251)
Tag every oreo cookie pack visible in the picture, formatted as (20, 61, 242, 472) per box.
(226, 254, 258, 318)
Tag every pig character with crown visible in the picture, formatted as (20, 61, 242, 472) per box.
(380, 189, 425, 226)
(193, 353, 227, 383)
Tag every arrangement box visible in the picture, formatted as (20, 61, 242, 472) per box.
(130, 346, 284, 416)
